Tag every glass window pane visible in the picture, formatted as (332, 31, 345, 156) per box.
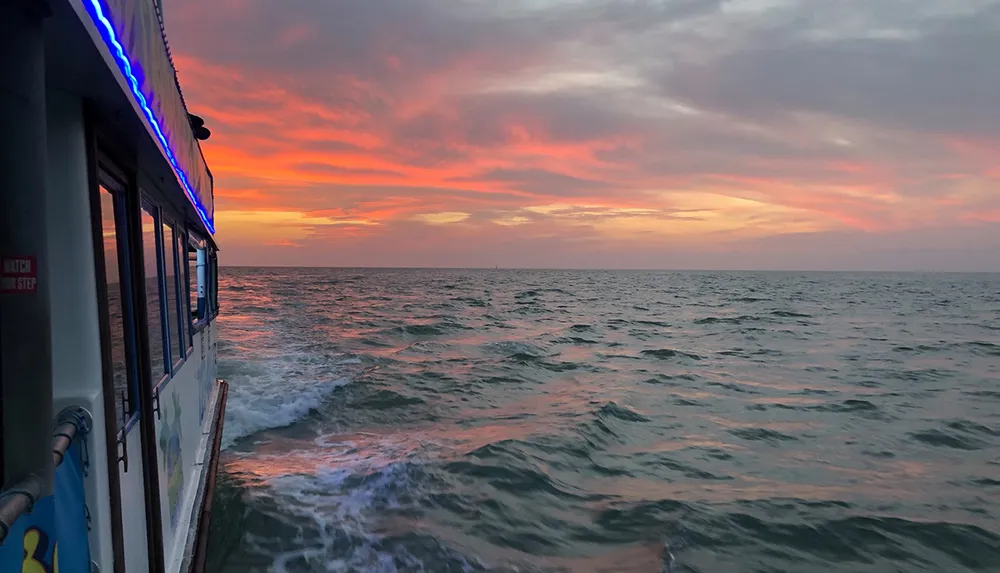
(162, 222, 180, 367)
(99, 186, 131, 428)
(141, 204, 165, 380)
(205, 253, 213, 314)
(174, 227, 188, 349)
(211, 254, 219, 314)
(188, 242, 199, 321)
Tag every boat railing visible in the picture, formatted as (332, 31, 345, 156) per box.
(0, 406, 92, 545)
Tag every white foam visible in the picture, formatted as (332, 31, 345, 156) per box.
(220, 355, 353, 449)
(244, 438, 427, 572)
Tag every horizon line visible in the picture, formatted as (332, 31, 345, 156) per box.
(217, 264, 999, 274)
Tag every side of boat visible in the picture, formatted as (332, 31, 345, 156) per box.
(0, 1, 224, 572)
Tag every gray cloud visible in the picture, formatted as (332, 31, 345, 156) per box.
(393, 90, 651, 149)
(172, 0, 1000, 146)
(658, 2, 1000, 137)
(449, 167, 613, 197)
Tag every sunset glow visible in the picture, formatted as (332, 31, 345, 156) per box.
(166, 0, 1000, 270)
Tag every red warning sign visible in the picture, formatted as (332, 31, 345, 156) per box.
(1, 256, 38, 293)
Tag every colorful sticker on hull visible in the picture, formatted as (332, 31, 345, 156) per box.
(159, 390, 185, 529)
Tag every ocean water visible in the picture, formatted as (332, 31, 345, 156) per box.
(207, 268, 1000, 573)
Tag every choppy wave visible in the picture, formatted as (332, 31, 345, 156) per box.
(211, 268, 1000, 572)
(220, 352, 354, 449)
(640, 348, 703, 361)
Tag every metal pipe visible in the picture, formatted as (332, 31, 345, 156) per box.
(0, 476, 41, 545)
(0, 406, 92, 546)
(50, 406, 92, 468)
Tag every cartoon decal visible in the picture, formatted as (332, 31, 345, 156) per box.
(21, 527, 56, 573)
(158, 390, 185, 529)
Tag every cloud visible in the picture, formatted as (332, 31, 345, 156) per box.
(165, 0, 1000, 270)
(659, 3, 1000, 138)
(449, 167, 613, 198)
(413, 212, 471, 225)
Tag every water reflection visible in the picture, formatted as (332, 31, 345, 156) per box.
(99, 188, 130, 428)
(163, 221, 181, 364)
(140, 205, 164, 380)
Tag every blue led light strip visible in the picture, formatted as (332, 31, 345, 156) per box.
(83, 0, 215, 234)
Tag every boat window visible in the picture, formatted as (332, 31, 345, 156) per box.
(162, 221, 182, 369)
(188, 235, 206, 325)
(99, 185, 136, 429)
(188, 239, 199, 322)
(141, 202, 167, 381)
(174, 226, 190, 351)
(210, 250, 219, 316)
(203, 253, 212, 316)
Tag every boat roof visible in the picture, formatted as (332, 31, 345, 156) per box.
(50, 0, 216, 239)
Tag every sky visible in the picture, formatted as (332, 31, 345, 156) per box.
(165, 0, 1000, 270)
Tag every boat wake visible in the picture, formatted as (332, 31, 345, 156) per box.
(219, 352, 356, 449)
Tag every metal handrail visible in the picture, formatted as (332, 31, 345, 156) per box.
(0, 406, 92, 545)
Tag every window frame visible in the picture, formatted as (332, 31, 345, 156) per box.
(210, 250, 220, 317)
(95, 171, 143, 439)
(188, 229, 211, 334)
(158, 217, 185, 374)
(139, 197, 170, 389)
(170, 222, 190, 363)
(181, 227, 195, 351)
